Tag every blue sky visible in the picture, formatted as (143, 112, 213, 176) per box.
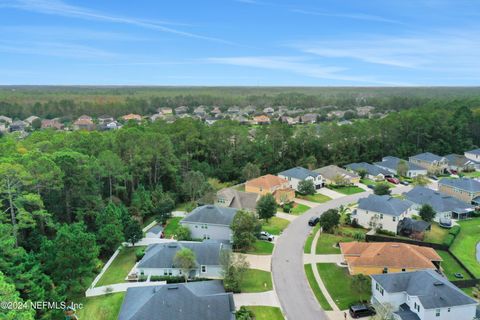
(0, 0, 479, 85)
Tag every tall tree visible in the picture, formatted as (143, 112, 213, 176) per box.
(231, 210, 261, 251)
(241, 163, 260, 181)
(419, 204, 436, 222)
(396, 160, 409, 177)
(173, 248, 197, 283)
(95, 203, 125, 257)
(256, 194, 277, 222)
(0, 271, 35, 320)
(124, 219, 143, 246)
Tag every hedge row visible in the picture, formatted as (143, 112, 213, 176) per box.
(443, 225, 461, 247)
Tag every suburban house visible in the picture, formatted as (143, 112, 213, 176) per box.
(73, 115, 95, 131)
(340, 242, 441, 275)
(371, 270, 478, 320)
(396, 218, 431, 240)
(0, 115, 12, 124)
(444, 154, 477, 173)
(300, 113, 318, 124)
(404, 186, 475, 220)
(245, 174, 295, 204)
(374, 156, 427, 178)
(158, 107, 173, 115)
(175, 106, 189, 115)
(180, 205, 238, 241)
(263, 107, 274, 115)
(216, 188, 259, 211)
(438, 178, 480, 205)
(464, 148, 480, 170)
(314, 165, 360, 185)
(9, 120, 27, 132)
(98, 114, 115, 124)
(345, 162, 391, 181)
(133, 241, 228, 278)
(100, 121, 121, 131)
(278, 166, 324, 191)
(352, 194, 413, 233)
(211, 106, 222, 115)
(41, 119, 64, 130)
(24, 115, 39, 126)
(121, 113, 142, 122)
(252, 115, 271, 125)
(280, 116, 300, 125)
(409, 152, 448, 174)
(118, 280, 235, 320)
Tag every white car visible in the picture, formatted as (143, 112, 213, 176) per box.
(258, 231, 274, 241)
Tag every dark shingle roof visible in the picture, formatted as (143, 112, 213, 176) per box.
(444, 154, 473, 167)
(278, 166, 320, 180)
(314, 165, 359, 181)
(374, 156, 425, 172)
(410, 152, 444, 163)
(404, 186, 474, 212)
(217, 188, 259, 211)
(357, 194, 412, 216)
(439, 178, 480, 193)
(137, 241, 228, 269)
(345, 162, 390, 176)
(466, 148, 480, 156)
(182, 205, 238, 226)
(118, 280, 235, 320)
(372, 270, 477, 309)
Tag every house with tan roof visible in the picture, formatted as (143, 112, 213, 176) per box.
(245, 174, 295, 204)
(73, 116, 94, 130)
(121, 113, 142, 122)
(252, 115, 271, 125)
(340, 242, 442, 275)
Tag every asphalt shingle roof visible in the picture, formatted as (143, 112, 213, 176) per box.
(357, 194, 412, 216)
(118, 280, 235, 320)
(439, 178, 480, 193)
(345, 162, 390, 176)
(466, 148, 480, 156)
(374, 156, 425, 172)
(410, 152, 444, 163)
(404, 186, 474, 213)
(372, 270, 477, 309)
(278, 166, 320, 180)
(444, 154, 473, 167)
(314, 165, 359, 181)
(182, 205, 238, 226)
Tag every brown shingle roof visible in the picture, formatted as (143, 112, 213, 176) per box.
(246, 174, 287, 190)
(340, 242, 441, 270)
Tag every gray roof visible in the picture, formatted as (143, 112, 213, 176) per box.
(466, 148, 480, 156)
(394, 308, 420, 320)
(444, 154, 476, 167)
(314, 165, 359, 181)
(345, 162, 391, 176)
(439, 178, 480, 193)
(372, 270, 477, 309)
(217, 188, 259, 211)
(357, 194, 412, 216)
(374, 156, 426, 172)
(409, 152, 444, 163)
(138, 241, 228, 269)
(398, 218, 431, 233)
(404, 186, 474, 213)
(118, 280, 235, 320)
(278, 166, 320, 180)
(182, 205, 238, 226)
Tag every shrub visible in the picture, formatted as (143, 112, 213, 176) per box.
(449, 225, 461, 236)
(354, 232, 366, 241)
(283, 203, 292, 213)
(351, 218, 360, 228)
(376, 229, 396, 237)
(138, 275, 148, 282)
(135, 248, 146, 261)
(443, 234, 456, 247)
(149, 275, 211, 283)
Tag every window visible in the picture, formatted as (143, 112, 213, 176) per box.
(393, 217, 396, 222)
(435, 309, 440, 317)
(201, 265, 207, 273)
(448, 308, 451, 312)
(168, 269, 173, 276)
(375, 283, 379, 291)
(380, 214, 383, 219)
(402, 268, 406, 272)
(163, 269, 168, 276)
(383, 267, 388, 274)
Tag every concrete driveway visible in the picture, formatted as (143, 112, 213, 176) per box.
(272, 191, 371, 320)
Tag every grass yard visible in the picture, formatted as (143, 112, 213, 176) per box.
(240, 269, 273, 293)
(262, 217, 290, 235)
(244, 306, 284, 320)
(424, 223, 450, 244)
(297, 193, 332, 203)
(76, 293, 125, 320)
(232, 183, 246, 191)
(360, 179, 394, 188)
(142, 215, 157, 228)
(304, 264, 333, 310)
(247, 240, 274, 255)
(450, 218, 480, 278)
(316, 227, 367, 254)
(317, 263, 371, 310)
(462, 171, 480, 178)
(291, 202, 310, 215)
(328, 186, 365, 195)
(437, 250, 472, 280)
(305, 225, 320, 254)
(96, 247, 143, 287)
(162, 217, 183, 238)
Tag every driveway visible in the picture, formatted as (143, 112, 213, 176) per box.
(235, 253, 271, 272)
(317, 188, 344, 199)
(233, 291, 280, 310)
(272, 191, 370, 320)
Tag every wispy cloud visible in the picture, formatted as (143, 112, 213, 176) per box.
(291, 9, 402, 24)
(0, 0, 234, 44)
(205, 56, 409, 85)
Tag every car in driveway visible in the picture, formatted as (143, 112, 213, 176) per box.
(386, 177, 400, 184)
(258, 231, 274, 241)
(308, 216, 320, 226)
(349, 304, 375, 318)
(400, 180, 409, 186)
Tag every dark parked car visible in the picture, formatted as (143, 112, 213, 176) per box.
(367, 184, 375, 189)
(349, 304, 375, 318)
(386, 177, 400, 184)
(308, 216, 320, 226)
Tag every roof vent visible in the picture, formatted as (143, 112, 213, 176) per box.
(206, 205, 214, 209)
(167, 285, 179, 290)
(168, 243, 178, 248)
(433, 281, 444, 286)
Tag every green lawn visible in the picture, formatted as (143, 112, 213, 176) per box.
(247, 240, 274, 255)
(304, 264, 333, 310)
(327, 186, 365, 195)
(232, 183, 246, 191)
(174, 202, 196, 212)
(76, 293, 125, 320)
(461, 287, 479, 299)
(163, 217, 183, 238)
(462, 171, 480, 178)
(450, 218, 480, 278)
(142, 215, 157, 228)
(240, 269, 273, 293)
(297, 193, 332, 203)
(317, 263, 371, 310)
(291, 202, 310, 215)
(316, 227, 367, 254)
(360, 179, 394, 188)
(437, 250, 472, 280)
(244, 306, 284, 320)
(262, 217, 290, 235)
(305, 225, 320, 254)
(424, 223, 450, 244)
(96, 247, 142, 287)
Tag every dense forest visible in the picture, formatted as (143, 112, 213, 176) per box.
(2, 86, 480, 119)
(0, 96, 479, 318)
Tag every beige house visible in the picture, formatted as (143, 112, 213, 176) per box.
(245, 174, 295, 204)
(438, 178, 480, 205)
(314, 165, 360, 185)
(409, 152, 448, 174)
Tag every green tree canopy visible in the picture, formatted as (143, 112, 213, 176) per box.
(256, 194, 277, 222)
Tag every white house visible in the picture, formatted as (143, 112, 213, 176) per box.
(134, 241, 228, 279)
(278, 166, 324, 191)
(464, 148, 480, 170)
(345, 162, 391, 181)
(374, 156, 427, 178)
(180, 205, 238, 242)
(352, 194, 413, 233)
(371, 270, 478, 320)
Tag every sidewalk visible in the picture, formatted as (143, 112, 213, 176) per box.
(237, 253, 271, 272)
(233, 291, 280, 310)
(317, 188, 344, 199)
(303, 254, 343, 264)
(276, 211, 298, 222)
(295, 198, 321, 208)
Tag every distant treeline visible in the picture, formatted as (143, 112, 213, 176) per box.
(1, 86, 480, 119)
